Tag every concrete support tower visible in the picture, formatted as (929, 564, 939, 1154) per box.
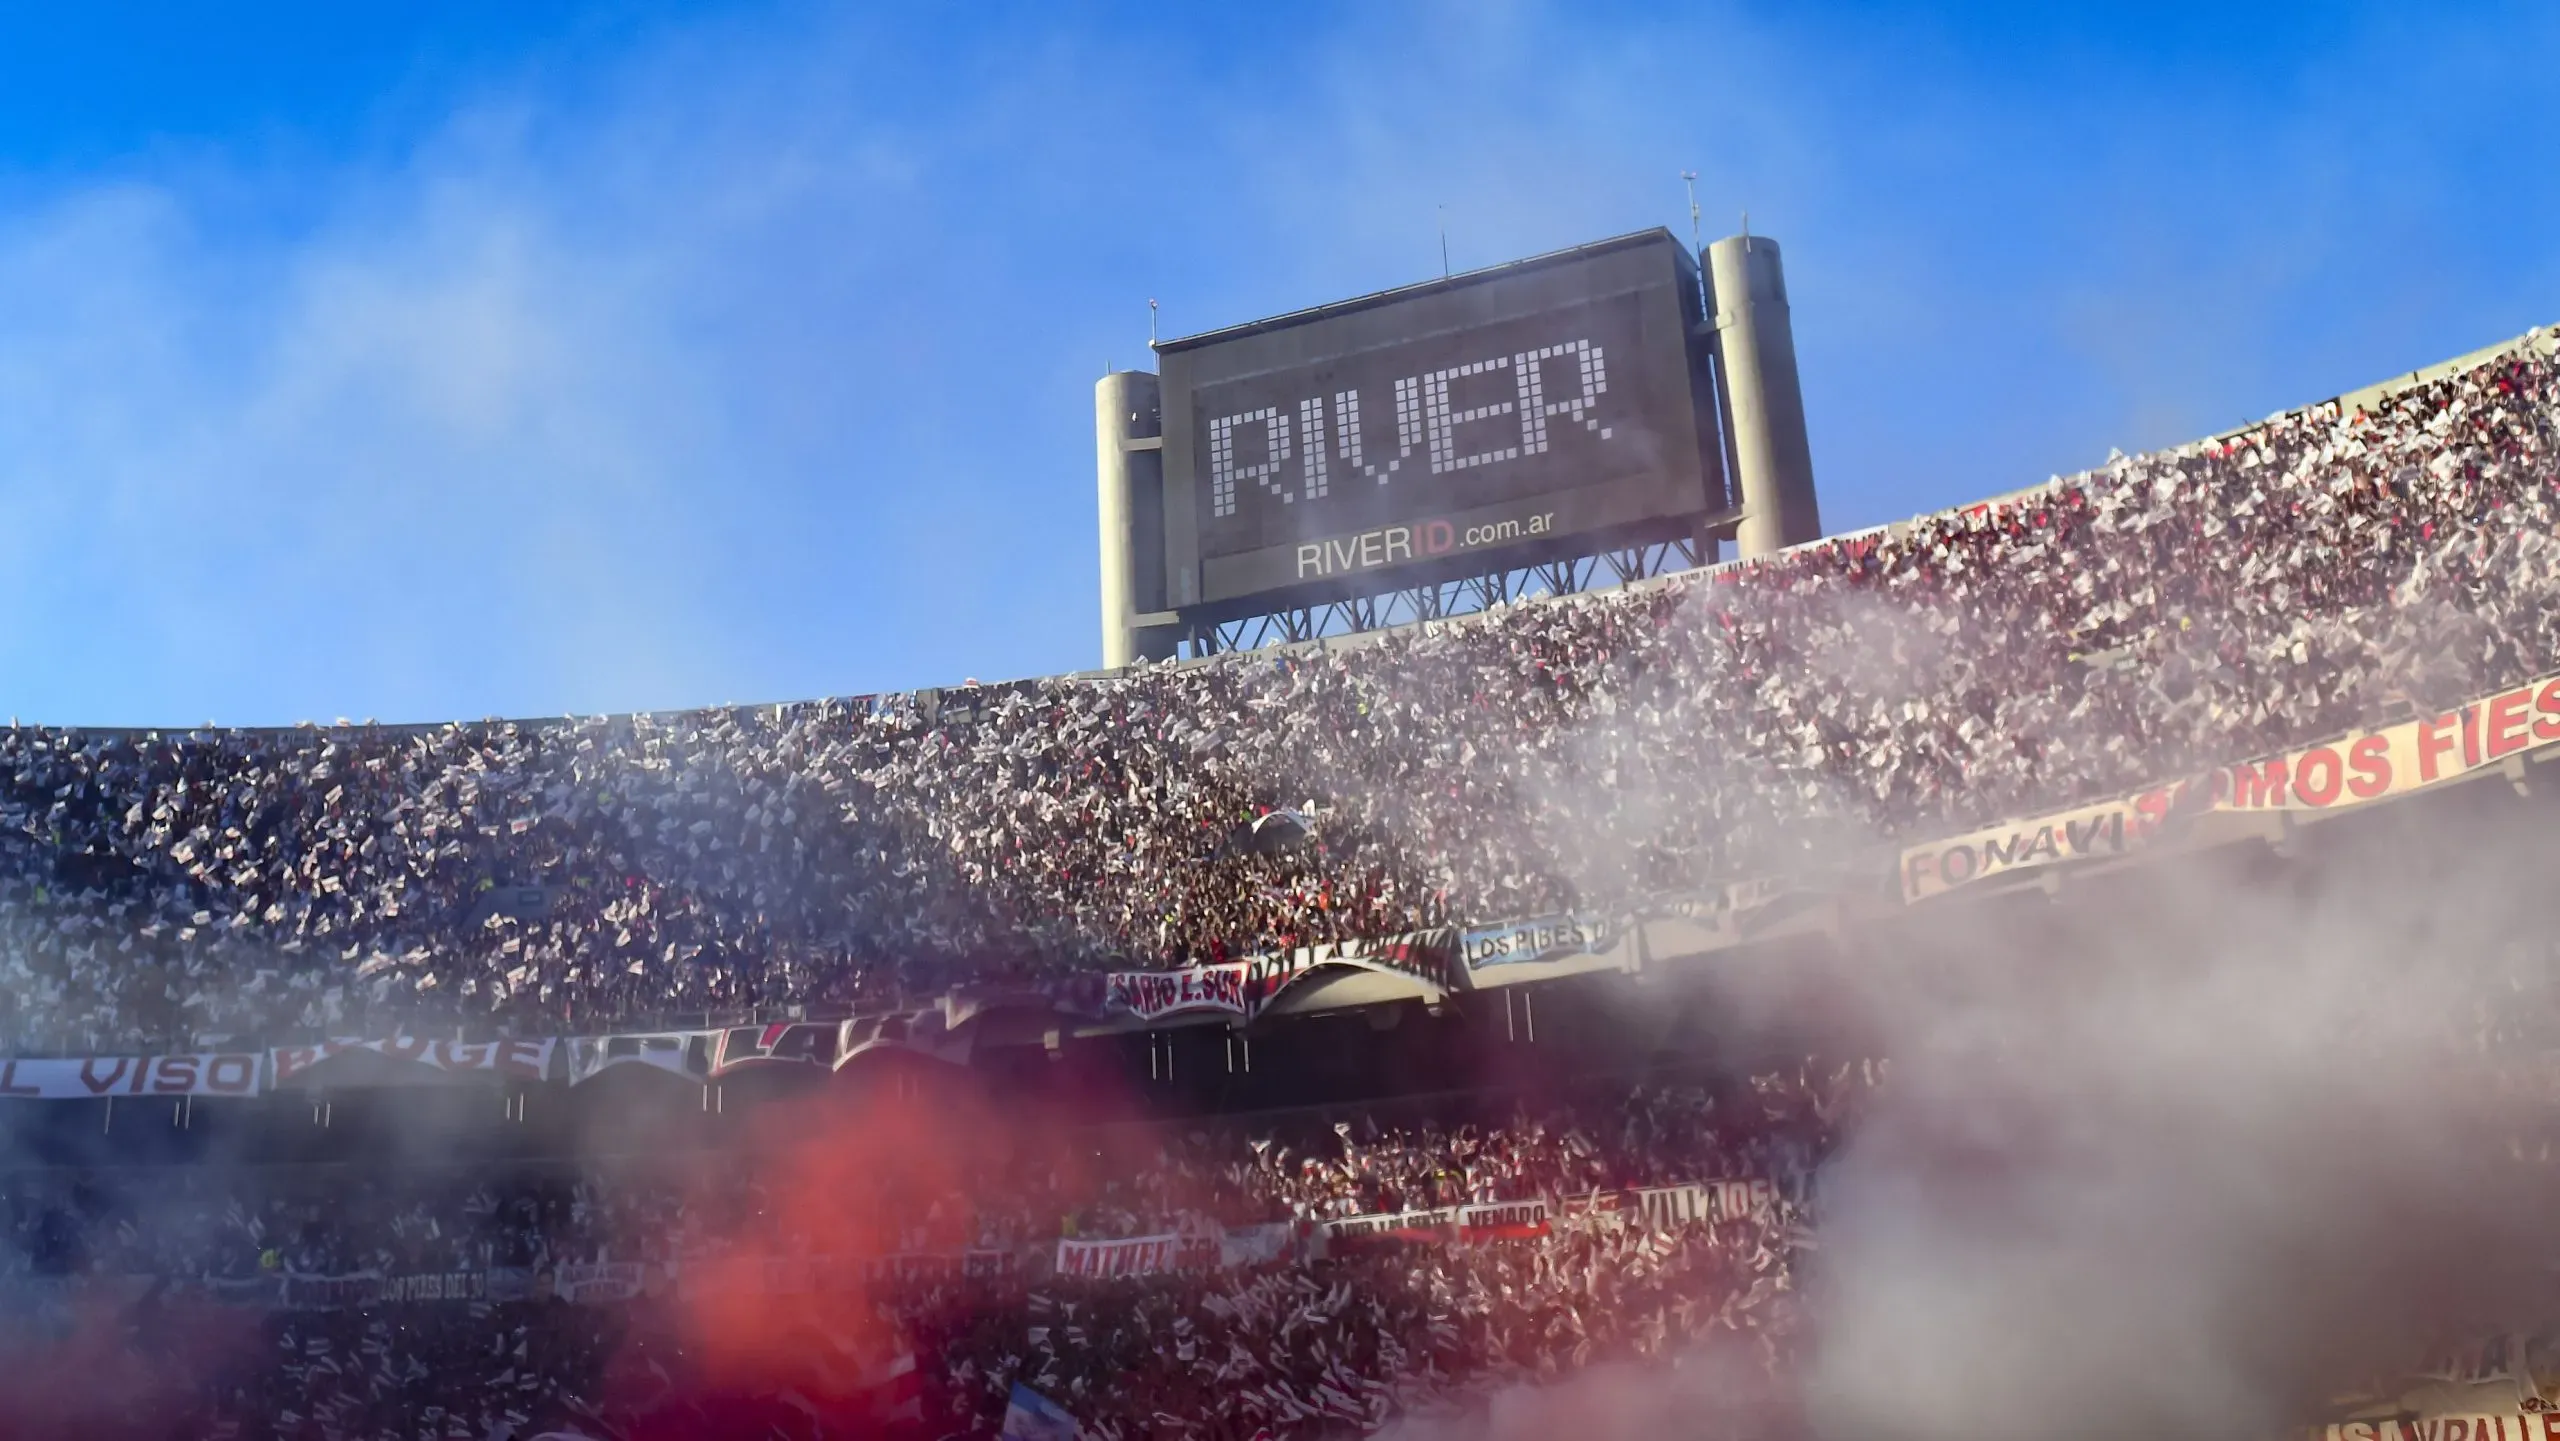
(1704, 235, 1821, 557)
(1096, 370, 1178, 669)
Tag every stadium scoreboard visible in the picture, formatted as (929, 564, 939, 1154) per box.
(1153, 229, 1728, 612)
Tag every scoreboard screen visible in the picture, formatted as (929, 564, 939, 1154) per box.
(1156, 230, 1725, 610)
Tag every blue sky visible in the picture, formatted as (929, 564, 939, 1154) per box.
(1, 1, 2553, 727)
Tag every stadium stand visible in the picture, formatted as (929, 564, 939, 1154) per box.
(2, 1068, 1852, 1439)
(1, 333, 2552, 1055)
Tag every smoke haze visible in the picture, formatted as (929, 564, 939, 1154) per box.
(1420, 791, 2560, 1441)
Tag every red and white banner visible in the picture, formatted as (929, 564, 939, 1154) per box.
(1902, 670, 2560, 902)
(1105, 963, 1264, 1022)
(1458, 1201, 1551, 1238)
(710, 1022, 837, 1075)
(836, 1011, 974, 1069)
(0, 1053, 263, 1100)
(2217, 677, 2560, 814)
(270, 1037, 554, 1087)
(1318, 1206, 1461, 1241)
(1052, 1233, 1214, 1280)
(1102, 931, 1451, 1023)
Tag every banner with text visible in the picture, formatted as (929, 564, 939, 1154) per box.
(2216, 676, 2560, 816)
(1630, 1179, 1781, 1229)
(1052, 1234, 1215, 1280)
(568, 1031, 715, 1085)
(1318, 1207, 1461, 1242)
(711, 1022, 839, 1076)
(0, 1053, 263, 1101)
(1102, 930, 1452, 1023)
(1459, 914, 1625, 975)
(553, 1261, 650, 1304)
(271, 1037, 555, 1088)
(1899, 783, 2196, 903)
(1901, 670, 2560, 903)
(1458, 1201, 1552, 1238)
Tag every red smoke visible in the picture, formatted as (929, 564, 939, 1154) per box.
(0, 1284, 256, 1441)
(608, 1067, 1126, 1439)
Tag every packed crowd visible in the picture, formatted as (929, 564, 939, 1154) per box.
(134, 1208, 1805, 1441)
(0, 1071, 1845, 1439)
(907, 1210, 1807, 1441)
(3, 336, 2554, 1053)
(0, 1065, 1866, 1283)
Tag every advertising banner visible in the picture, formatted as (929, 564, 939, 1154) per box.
(2215, 677, 2560, 815)
(270, 1037, 554, 1088)
(1901, 671, 2560, 903)
(0, 1053, 263, 1101)
(1899, 784, 2194, 903)
(1159, 230, 1723, 612)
